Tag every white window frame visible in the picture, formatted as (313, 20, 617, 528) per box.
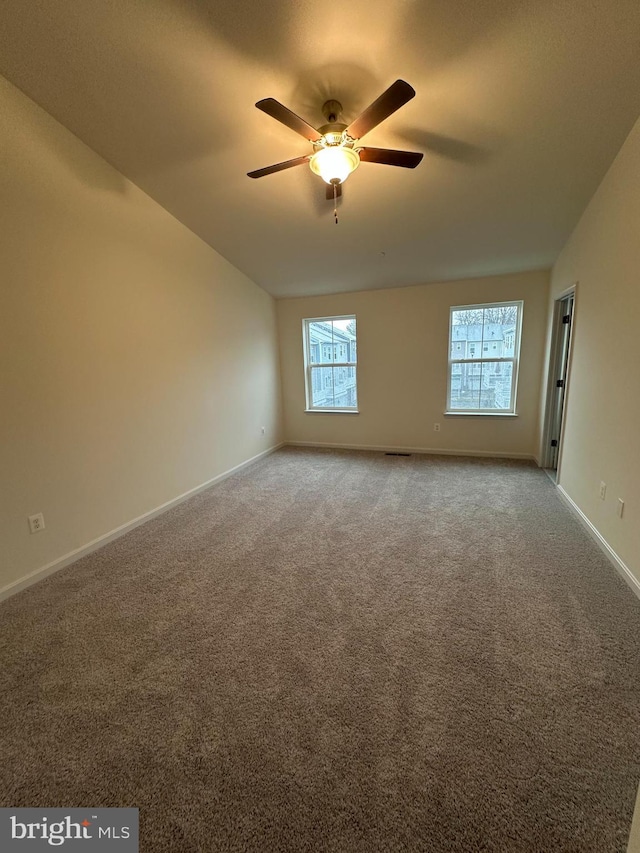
(446, 301, 523, 415)
(303, 315, 358, 412)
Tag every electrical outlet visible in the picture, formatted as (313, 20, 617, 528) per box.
(261, 426, 265, 435)
(617, 499, 625, 519)
(433, 423, 441, 432)
(28, 513, 45, 533)
(599, 482, 607, 500)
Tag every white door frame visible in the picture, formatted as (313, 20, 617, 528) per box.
(541, 284, 577, 476)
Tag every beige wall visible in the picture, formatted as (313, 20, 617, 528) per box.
(540, 116, 640, 850)
(544, 116, 640, 586)
(0, 77, 283, 594)
(277, 270, 549, 458)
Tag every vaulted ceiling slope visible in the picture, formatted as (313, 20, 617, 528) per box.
(2, 0, 639, 297)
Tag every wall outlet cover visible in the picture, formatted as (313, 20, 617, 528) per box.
(28, 513, 45, 533)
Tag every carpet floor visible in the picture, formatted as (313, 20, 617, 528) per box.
(1, 447, 640, 852)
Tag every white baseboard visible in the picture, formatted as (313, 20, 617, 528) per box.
(285, 440, 536, 461)
(556, 485, 640, 600)
(0, 443, 285, 603)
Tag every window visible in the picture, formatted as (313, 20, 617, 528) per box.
(303, 316, 357, 411)
(447, 301, 523, 413)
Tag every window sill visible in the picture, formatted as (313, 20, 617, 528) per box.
(305, 409, 359, 415)
(444, 411, 518, 417)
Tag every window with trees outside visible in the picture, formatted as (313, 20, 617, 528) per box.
(447, 301, 523, 413)
(303, 315, 357, 411)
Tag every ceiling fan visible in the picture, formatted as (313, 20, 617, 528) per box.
(247, 80, 423, 214)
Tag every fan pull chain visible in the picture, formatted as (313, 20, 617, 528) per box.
(333, 182, 338, 225)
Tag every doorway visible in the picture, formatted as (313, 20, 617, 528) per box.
(542, 288, 575, 479)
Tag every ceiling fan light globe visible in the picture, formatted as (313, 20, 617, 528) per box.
(310, 146, 360, 184)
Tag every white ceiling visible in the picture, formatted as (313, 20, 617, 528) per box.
(2, 0, 639, 298)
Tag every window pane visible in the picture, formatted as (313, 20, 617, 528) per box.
(332, 317, 357, 363)
(479, 361, 513, 409)
(308, 318, 357, 365)
(481, 308, 499, 355)
(451, 307, 483, 360)
(309, 366, 358, 408)
(449, 362, 482, 409)
(308, 321, 334, 364)
(310, 366, 334, 407)
(483, 304, 519, 359)
(336, 367, 357, 408)
(451, 308, 483, 328)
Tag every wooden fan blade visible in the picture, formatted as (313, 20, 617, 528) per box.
(358, 147, 423, 168)
(247, 156, 310, 179)
(256, 98, 323, 142)
(325, 183, 343, 200)
(346, 80, 416, 140)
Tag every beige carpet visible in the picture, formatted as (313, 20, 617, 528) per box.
(1, 447, 640, 851)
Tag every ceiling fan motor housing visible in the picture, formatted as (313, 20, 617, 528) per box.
(316, 126, 350, 144)
(321, 99, 343, 124)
